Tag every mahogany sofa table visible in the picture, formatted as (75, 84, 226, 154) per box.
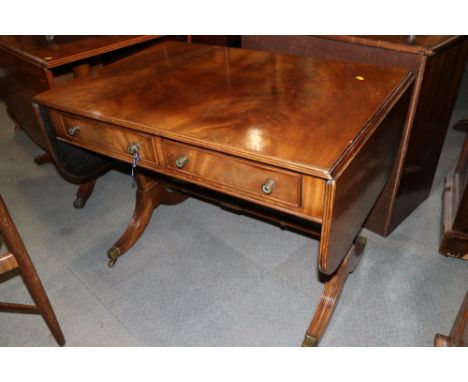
(34, 41, 413, 346)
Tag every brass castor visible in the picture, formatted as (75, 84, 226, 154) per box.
(73, 197, 86, 209)
(107, 246, 121, 268)
(301, 334, 318, 347)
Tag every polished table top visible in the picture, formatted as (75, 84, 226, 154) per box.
(35, 41, 412, 179)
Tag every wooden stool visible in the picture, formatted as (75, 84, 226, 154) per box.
(0, 194, 65, 346)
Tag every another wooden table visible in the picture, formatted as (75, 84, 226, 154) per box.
(34, 41, 413, 346)
(0, 35, 162, 207)
(243, 35, 468, 236)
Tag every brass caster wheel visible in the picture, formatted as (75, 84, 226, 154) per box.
(107, 246, 121, 268)
(73, 197, 86, 209)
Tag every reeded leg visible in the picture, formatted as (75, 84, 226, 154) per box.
(302, 235, 367, 347)
(106, 174, 187, 267)
(73, 179, 97, 209)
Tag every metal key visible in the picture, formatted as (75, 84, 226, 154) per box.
(131, 151, 141, 177)
(127, 143, 141, 177)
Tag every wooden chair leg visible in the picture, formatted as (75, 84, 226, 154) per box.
(0, 301, 40, 314)
(73, 179, 97, 209)
(302, 235, 367, 347)
(0, 194, 65, 346)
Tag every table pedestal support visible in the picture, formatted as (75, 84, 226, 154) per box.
(302, 235, 366, 346)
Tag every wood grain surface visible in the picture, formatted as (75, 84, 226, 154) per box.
(35, 41, 412, 178)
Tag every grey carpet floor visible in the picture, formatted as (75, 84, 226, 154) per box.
(1, 65, 467, 346)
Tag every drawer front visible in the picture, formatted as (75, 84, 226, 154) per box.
(57, 113, 157, 165)
(161, 139, 301, 207)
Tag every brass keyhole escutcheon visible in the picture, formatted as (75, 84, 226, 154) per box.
(68, 126, 80, 136)
(175, 154, 189, 169)
(261, 179, 276, 195)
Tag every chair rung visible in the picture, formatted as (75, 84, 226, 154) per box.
(0, 302, 40, 314)
(0, 252, 19, 274)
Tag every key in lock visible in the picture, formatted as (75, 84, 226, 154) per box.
(127, 143, 141, 177)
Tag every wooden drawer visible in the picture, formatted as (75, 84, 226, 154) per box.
(57, 113, 157, 165)
(160, 139, 301, 207)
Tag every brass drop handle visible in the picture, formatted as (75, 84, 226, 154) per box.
(68, 126, 80, 136)
(261, 179, 276, 195)
(175, 154, 189, 169)
(127, 142, 140, 155)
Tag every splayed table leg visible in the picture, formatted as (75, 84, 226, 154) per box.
(302, 235, 367, 346)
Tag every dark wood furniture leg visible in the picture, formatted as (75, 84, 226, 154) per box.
(33, 152, 53, 165)
(434, 291, 468, 346)
(302, 235, 367, 346)
(0, 194, 65, 346)
(6, 107, 21, 131)
(454, 119, 468, 133)
(440, 134, 468, 260)
(73, 179, 97, 209)
(8, 106, 54, 167)
(106, 172, 188, 267)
